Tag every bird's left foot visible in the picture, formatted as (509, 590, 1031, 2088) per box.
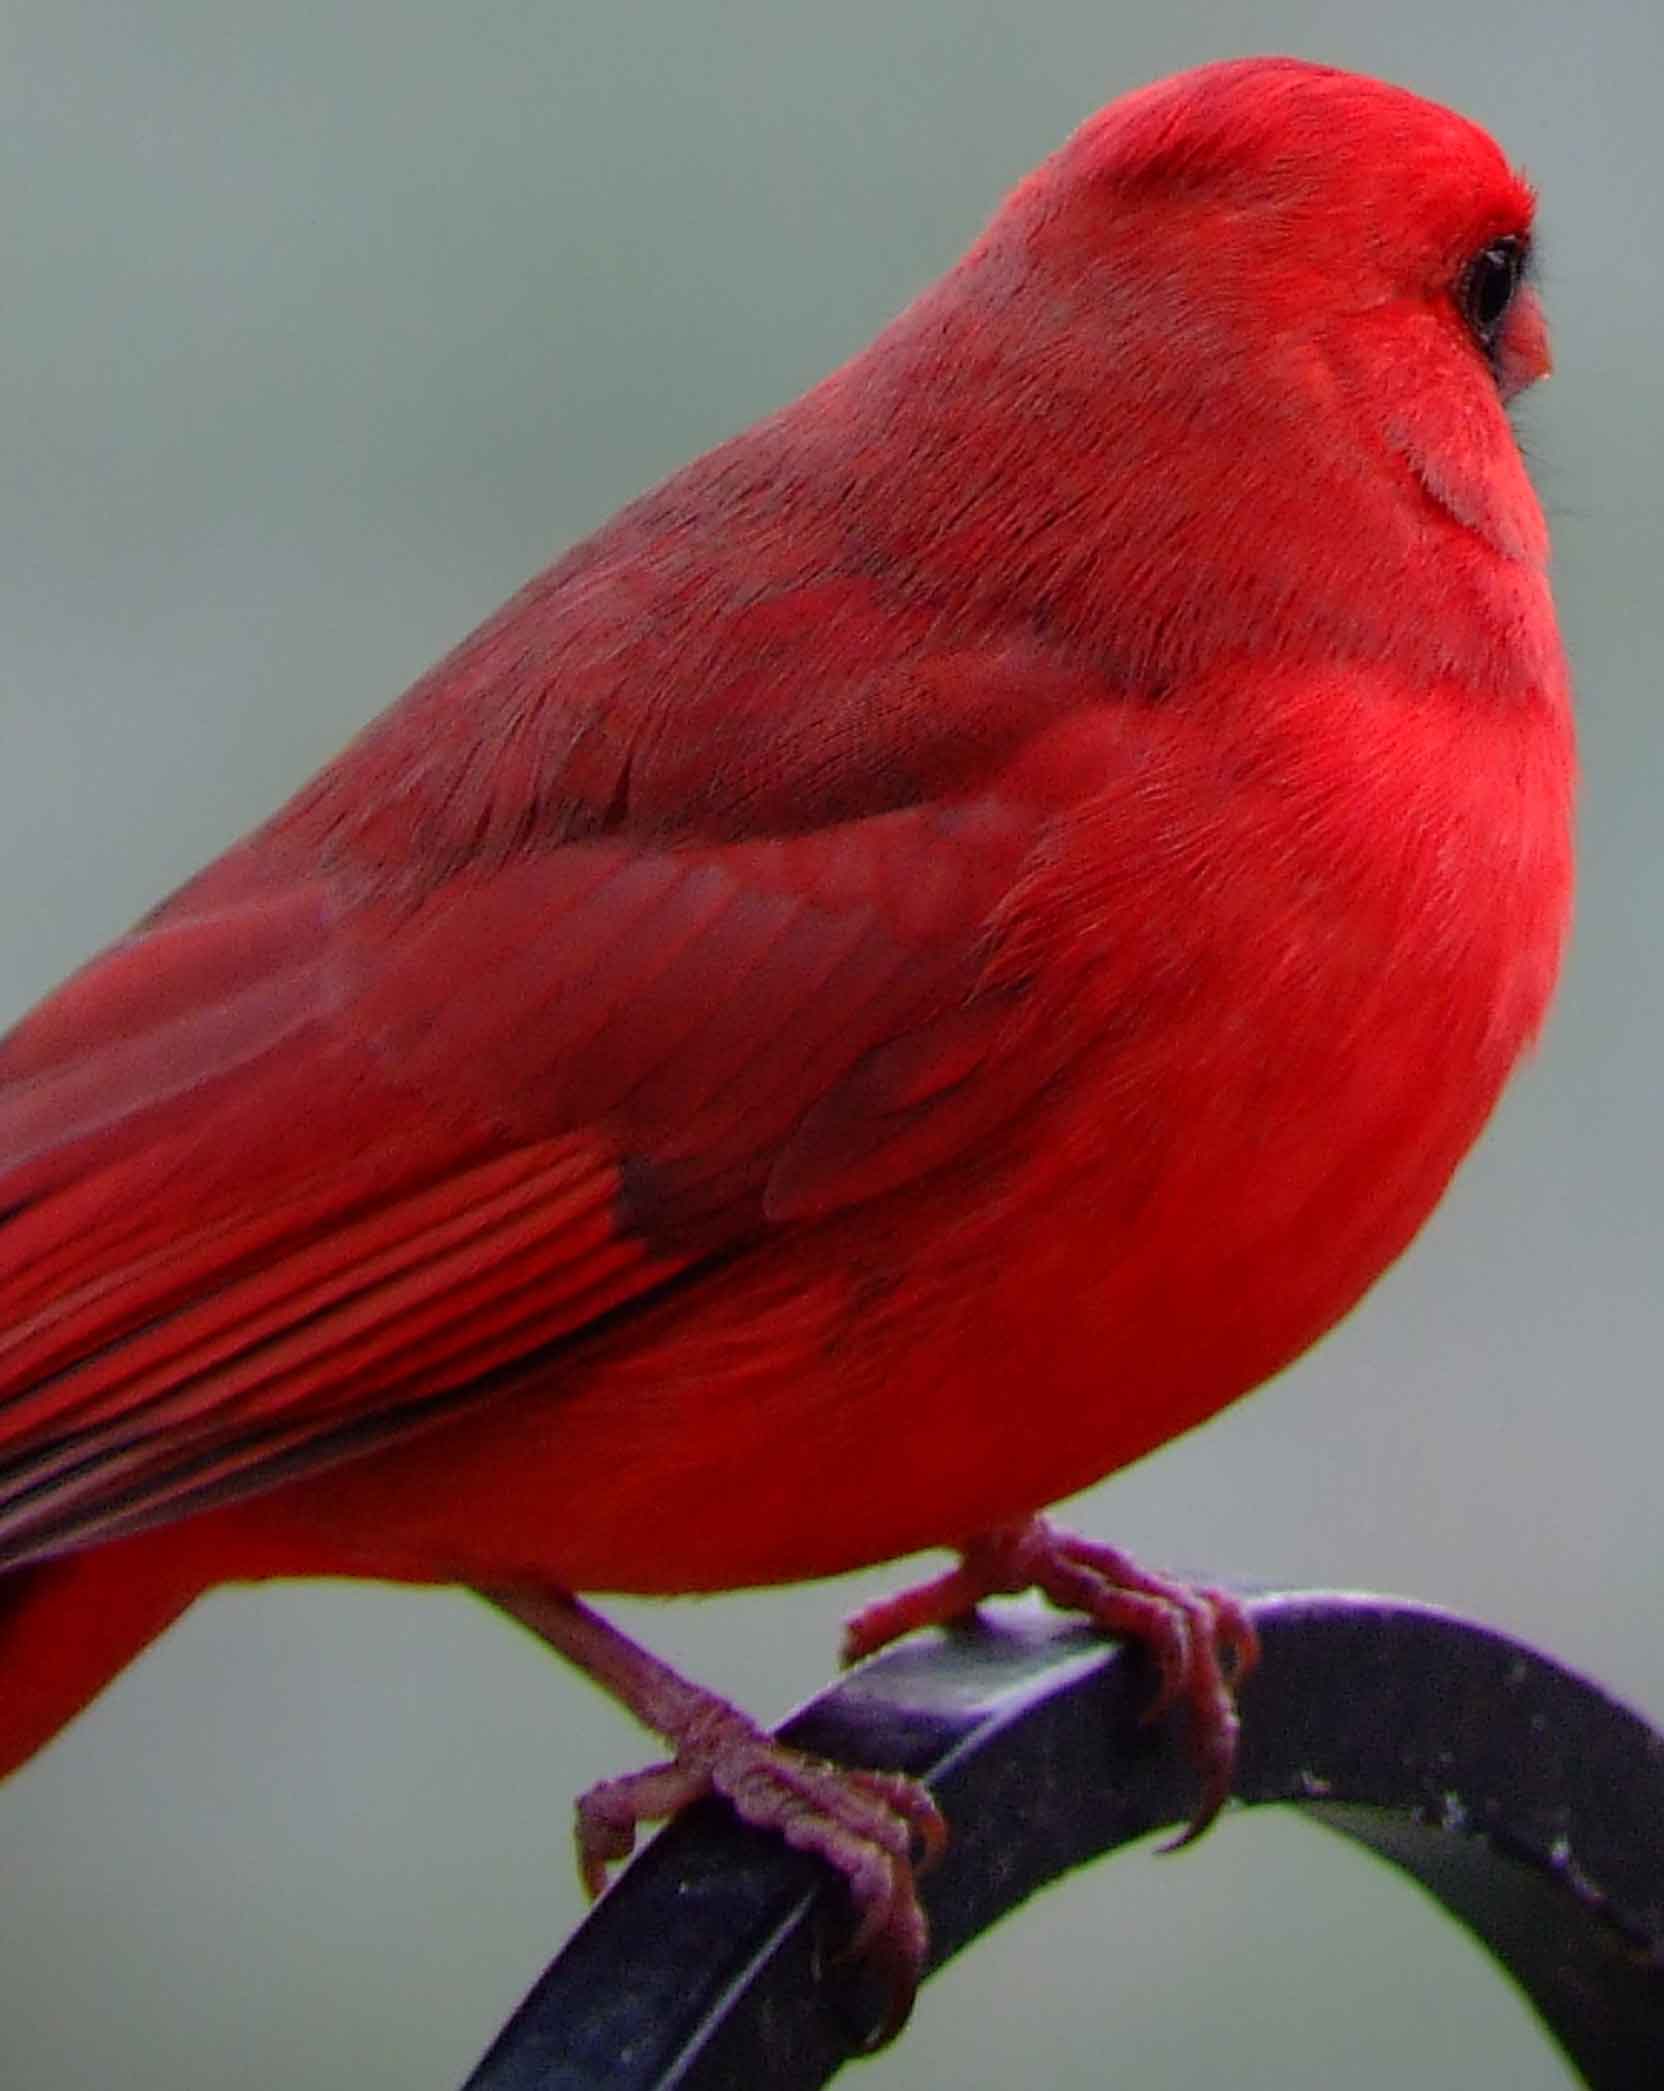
(574, 1711, 944, 2039)
(842, 1517, 1258, 1844)
(482, 1582, 944, 2045)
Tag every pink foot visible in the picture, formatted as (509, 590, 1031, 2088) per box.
(843, 1517, 1258, 1845)
(575, 1700, 945, 2043)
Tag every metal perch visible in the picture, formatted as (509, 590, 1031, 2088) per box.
(461, 1589, 1664, 2089)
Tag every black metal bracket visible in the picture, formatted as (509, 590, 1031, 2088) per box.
(461, 1589, 1664, 2089)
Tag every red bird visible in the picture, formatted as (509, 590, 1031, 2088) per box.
(0, 57, 1570, 2032)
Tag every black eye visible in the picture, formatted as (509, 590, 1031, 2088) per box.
(1461, 235, 1527, 355)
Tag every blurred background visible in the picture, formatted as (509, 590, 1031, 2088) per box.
(0, 4, 1657, 2087)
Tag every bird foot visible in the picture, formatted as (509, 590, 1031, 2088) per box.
(575, 1700, 945, 2044)
(482, 1584, 944, 2046)
(842, 1517, 1258, 1845)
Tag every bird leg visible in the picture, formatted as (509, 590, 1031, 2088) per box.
(479, 1584, 945, 2039)
(842, 1516, 1259, 1846)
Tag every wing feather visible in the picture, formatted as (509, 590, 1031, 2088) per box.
(0, 668, 1103, 1566)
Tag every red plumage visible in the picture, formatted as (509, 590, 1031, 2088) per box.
(0, 56, 1572, 2022)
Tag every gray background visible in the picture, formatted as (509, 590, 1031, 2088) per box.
(0, 5, 1656, 2087)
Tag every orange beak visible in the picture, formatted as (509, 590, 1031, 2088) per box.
(1498, 285, 1552, 401)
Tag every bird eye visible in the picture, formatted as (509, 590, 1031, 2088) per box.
(1461, 235, 1527, 355)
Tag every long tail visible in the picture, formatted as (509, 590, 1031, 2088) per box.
(0, 1527, 211, 1780)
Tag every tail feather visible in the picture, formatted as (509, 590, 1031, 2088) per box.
(0, 1527, 209, 1779)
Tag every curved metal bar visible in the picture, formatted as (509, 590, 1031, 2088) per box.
(461, 1589, 1664, 2091)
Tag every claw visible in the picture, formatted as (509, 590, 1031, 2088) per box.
(483, 1585, 943, 2050)
(843, 1518, 1257, 1847)
(573, 1723, 943, 2047)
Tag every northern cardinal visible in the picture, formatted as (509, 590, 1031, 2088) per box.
(0, 56, 1570, 2037)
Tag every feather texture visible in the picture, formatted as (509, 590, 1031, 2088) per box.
(0, 59, 1572, 1777)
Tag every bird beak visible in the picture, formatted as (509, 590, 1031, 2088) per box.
(1498, 286, 1552, 401)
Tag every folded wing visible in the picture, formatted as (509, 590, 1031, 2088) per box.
(0, 762, 1071, 1565)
